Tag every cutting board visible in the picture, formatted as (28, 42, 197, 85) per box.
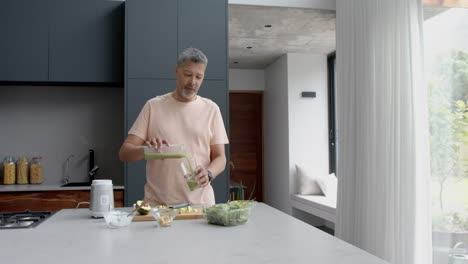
(133, 208, 205, 221)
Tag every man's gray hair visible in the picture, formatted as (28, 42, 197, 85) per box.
(177, 47, 208, 67)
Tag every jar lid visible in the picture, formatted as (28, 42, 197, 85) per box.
(3, 156, 16, 163)
(92, 180, 113, 185)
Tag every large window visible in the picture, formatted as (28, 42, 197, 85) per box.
(424, 8, 468, 264)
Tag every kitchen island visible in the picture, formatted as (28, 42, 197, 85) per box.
(0, 203, 388, 264)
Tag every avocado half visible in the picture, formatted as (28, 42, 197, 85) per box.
(136, 200, 151, 215)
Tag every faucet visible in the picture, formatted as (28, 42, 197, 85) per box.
(64, 154, 75, 185)
(89, 149, 99, 184)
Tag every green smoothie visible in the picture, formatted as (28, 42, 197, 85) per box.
(144, 153, 186, 160)
(182, 156, 201, 191)
(186, 178, 200, 191)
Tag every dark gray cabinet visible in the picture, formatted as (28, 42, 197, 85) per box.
(1, 0, 123, 83)
(95, 0, 124, 82)
(178, 0, 227, 80)
(0, 0, 48, 81)
(125, 0, 229, 206)
(126, 79, 174, 131)
(125, 79, 230, 205)
(197, 80, 228, 134)
(196, 80, 230, 202)
(127, 0, 177, 79)
(49, 0, 123, 82)
(125, 79, 175, 202)
(126, 0, 226, 80)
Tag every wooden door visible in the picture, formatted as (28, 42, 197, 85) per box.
(229, 92, 263, 201)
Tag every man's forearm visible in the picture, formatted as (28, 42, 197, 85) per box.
(207, 155, 227, 179)
(119, 143, 145, 162)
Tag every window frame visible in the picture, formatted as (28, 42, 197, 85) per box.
(327, 51, 336, 174)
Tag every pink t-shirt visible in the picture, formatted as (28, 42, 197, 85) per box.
(128, 92, 229, 206)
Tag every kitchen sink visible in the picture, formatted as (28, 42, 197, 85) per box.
(61, 182, 91, 187)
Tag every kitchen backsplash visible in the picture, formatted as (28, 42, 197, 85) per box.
(0, 85, 124, 185)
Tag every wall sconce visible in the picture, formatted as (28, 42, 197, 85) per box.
(301, 92, 316, 98)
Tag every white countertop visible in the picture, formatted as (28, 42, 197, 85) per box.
(0, 203, 389, 264)
(0, 184, 124, 192)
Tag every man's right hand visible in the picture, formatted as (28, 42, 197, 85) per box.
(146, 137, 170, 150)
(119, 135, 169, 162)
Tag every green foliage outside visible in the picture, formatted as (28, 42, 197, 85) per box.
(431, 178, 468, 232)
(429, 49, 468, 232)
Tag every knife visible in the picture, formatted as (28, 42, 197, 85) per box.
(168, 203, 189, 209)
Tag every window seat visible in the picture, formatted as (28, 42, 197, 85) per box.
(290, 194, 336, 223)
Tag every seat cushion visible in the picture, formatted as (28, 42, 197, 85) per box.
(292, 194, 336, 215)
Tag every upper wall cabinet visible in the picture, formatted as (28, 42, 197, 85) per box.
(127, 0, 226, 80)
(126, 0, 177, 79)
(49, 0, 124, 83)
(97, 0, 124, 83)
(0, 0, 49, 81)
(0, 0, 123, 83)
(178, 0, 227, 80)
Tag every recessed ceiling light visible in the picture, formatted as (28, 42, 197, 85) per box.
(246, 46, 252, 49)
(264, 25, 272, 28)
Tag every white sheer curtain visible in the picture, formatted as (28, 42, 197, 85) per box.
(335, 1, 432, 264)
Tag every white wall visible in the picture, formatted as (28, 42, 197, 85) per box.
(287, 53, 329, 194)
(229, 69, 265, 91)
(263, 55, 291, 213)
(263, 53, 329, 215)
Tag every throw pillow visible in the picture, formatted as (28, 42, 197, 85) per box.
(316, 173, 338, 200)
(295, 164, 323, 195)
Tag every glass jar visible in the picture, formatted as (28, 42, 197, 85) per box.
(179, 157, 201, 191)
(30, 157, 43, 184)
(3, 156, 16, 184)
(17, 157, 29, 184)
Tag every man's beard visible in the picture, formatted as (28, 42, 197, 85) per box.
(181, 85, 197, 100)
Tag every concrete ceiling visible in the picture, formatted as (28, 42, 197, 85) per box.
(229, 5, 336, 69)
(228, 5, 449, 70)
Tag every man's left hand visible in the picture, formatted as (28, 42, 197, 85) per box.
(195, 167, 210, 187)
